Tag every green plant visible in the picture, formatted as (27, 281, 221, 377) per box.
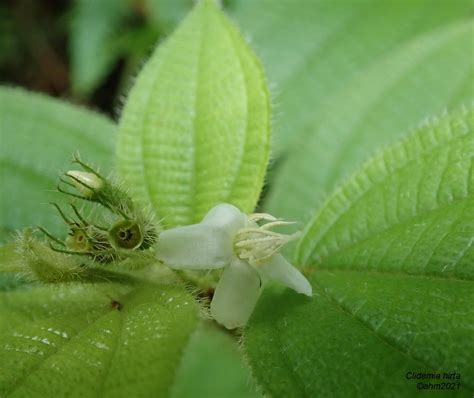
(0, 0, 472, 397)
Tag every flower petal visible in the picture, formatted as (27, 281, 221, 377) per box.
(211, 257, 262, 329)
(202, 203, 247, 231)
(156, 224, 233, 269)
(259, 255, 312, 296)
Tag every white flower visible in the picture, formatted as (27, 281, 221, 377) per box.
(156, 203, 312, 329)
(66, 170, 103, 198)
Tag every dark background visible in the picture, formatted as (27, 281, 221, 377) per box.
(0, 0, 211, 117)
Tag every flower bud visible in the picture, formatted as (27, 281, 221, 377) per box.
(65, 228, 91, 252)
(66, 171, 103, 198)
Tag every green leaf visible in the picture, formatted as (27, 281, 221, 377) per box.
(244, 105, 474, 396)
(70, 0, 129, 96)
(269, 20, 474, 226)
(231, 1, 473, 226)
(0, 87, 115, 241)
(117, 0, 271, 227)
(232, 0, 472, 149)
(171, 321, 260, 398)
(245, 275, 473, 398)
(0, 282, 198, 397)
(297, 104, 474, 276)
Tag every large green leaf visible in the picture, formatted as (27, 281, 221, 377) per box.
(231, 0, 473, 226)
(232, 0, 472, 149)
(0, 281, 198, 397)
(297, 104, 474, 274)
(268, 20, 473, 226)
(0, 87, 115, 241)
(0, 242, 259, 397)
(245, 105, 474, 397)
(246, 276, 473, 398)
(117, 0, 271, 227)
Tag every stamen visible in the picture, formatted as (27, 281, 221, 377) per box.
(234, 215, 300, 266)
(248, 213, 278, 222)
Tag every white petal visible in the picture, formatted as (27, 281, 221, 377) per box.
(202, 203, 248, 231)
(211, 257, 262, 329)
(156, 224, 233, 269)
(259, 255, 312, 296)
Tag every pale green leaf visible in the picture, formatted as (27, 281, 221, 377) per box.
(0, 87, 115, 241)
(267, 19, 474, 226)
(232, 0, 472, 149)
(0, 282, 198, 397)
(117, 0, 271, 227)
(70, 0, 129, 96)
(231, 1, 473, 227)
(244, 105, 474, 397)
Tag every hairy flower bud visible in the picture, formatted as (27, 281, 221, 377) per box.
(66, 170, 103, 198)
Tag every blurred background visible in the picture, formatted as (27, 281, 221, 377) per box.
(0, 0, 201, 116)
(1, 1, 472, 396)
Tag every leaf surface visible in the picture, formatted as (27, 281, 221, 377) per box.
(246, 274, 473, 398)
(0, 282, 198, 398)
(297, 105, 474, 276)
(118, 0, 271, 226)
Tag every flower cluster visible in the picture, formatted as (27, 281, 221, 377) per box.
(39, 157, 312, 329)
(39, 155, 158, 263)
